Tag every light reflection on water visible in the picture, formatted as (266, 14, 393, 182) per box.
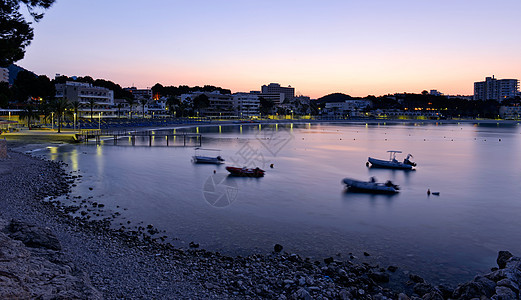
(46, 122, 521, 284)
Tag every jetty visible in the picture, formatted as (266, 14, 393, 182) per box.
(76, 129, 202, 147)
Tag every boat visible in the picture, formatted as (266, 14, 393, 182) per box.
(367, 150, 416, 170)
(342, 177, 399, 194)
(192, 148, 225, 164)
(226, 166, 265, 177)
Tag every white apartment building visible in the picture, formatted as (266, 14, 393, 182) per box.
(261, 83, 295, 105)
(474, 76, 519, 101)
(499, 106, 521, 120)
(232, 93, 260, 117)
(0, 68, 8, 83)
(55, 81, 115, 118)
(181, 91, 234, 117)
(324, 100, 372, 116)
(124, 87, 153, 100)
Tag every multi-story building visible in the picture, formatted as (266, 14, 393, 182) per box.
(474, 76, 519, 101)
(260, 83, 295, 105)
(499, 105, 521, 120)
(324, 100, 372, 116)
(232, 93, 260, 117)
(0, 68, 8, 83)
(124, 87, 153, 100)
(55, 81, 115, 118)
(181, 91, 234, 117)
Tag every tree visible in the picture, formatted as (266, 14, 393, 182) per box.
(18, 102, 39, 129)
(193, 94, 209, 116)
(166, 96, 180, 117)
(116, 102, 123, 118)
(52, 97, 70, 133)
(0, 82, 11, 108)
(139, 99, 148, 118)
(126, 98, 135, 118)
(1, 0, 56, 67)
(87, 99, 96, 119)
(259, 97, 274, 115)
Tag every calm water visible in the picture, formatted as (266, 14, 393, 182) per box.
(44, 122, 521, 284)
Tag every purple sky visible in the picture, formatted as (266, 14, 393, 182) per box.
(19, 0, 521, 98)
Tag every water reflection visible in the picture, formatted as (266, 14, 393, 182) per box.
(45, 122, 521, 285)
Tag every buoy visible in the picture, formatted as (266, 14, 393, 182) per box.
(213, 170, 216, 174)
(270, 164, 274, 168)
(366, 162, 370, 167)
(427, 189, 431, 196)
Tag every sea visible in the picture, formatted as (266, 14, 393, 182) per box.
(42, 121, 521, 284)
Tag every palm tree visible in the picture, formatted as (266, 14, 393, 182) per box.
(53, 98, 71, 133)
(139, 99, 148, 118)
(19, 103, 39, 129)
(116, 102, 123, 118)
(70, 100, 80, 130)
(126, 98, 135, 119)
(88, 99, 96, 119)
(166, 96, 180, 117)
(193, 94, 209, 117)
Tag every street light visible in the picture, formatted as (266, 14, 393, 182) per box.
(51, 112, 54, 131)
(73, 113, 77, 132)
(98, 112, 101, 130)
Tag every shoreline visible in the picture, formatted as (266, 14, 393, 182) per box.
(2, 121, 521, 298)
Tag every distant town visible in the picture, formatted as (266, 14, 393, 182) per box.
(1, 64, 521, 132)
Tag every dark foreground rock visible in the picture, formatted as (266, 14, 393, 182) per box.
(0, 218, 101, 299)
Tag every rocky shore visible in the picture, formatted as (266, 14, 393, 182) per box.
(1, 149, 521, 299)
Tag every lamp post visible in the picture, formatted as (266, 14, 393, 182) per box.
(51, 112, 54, 131)
(73, 113, 77, 132)
(98, 112, 101, 130)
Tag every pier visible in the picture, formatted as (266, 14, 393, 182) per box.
(77, 129, 202, 147)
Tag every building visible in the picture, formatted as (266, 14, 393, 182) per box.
(0, 68, 8, 83)
(232, 93, 260, 117)
(324, 100, 372, 117)
(124, 87, 153, 100)
(499, 106, 521, 120)
(181, 91, 234, 117)
(261, 83, 295, 105)
(430, 90, 443, 96)
(474, 76, 519, 101)
(55, 81, 115, 118)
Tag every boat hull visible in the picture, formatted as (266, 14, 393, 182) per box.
(368, 157, 413, 170)
(226, 167, 265, 177)
(342, 178, 399, 194)
(192, 156, 225, 164)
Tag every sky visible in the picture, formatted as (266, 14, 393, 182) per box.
(18, 0, 521, 99)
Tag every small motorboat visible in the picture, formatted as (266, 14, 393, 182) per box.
(342, 177, 399, 194)
(192, 148, 225, 164)
(367, 150, 416, 170)
(226, 166, 265, 177)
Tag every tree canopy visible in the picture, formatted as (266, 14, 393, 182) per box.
(1, 0, 56, 67)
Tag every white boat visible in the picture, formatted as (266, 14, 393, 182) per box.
(342, 177, 399, 194)
(367, 151, 416, 170)
(192, 148, 225, 164)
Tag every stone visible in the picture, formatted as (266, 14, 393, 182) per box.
(409, 274, 425, 283)
(413, 283, 433, 297)
(369, 271, 390, 283)
(493, 286, 517, 300)
(387, 265, 398, 272)
(7, 219, 61, 250)
(497, 251, 513, 269)
(296, 287, 312, 300)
